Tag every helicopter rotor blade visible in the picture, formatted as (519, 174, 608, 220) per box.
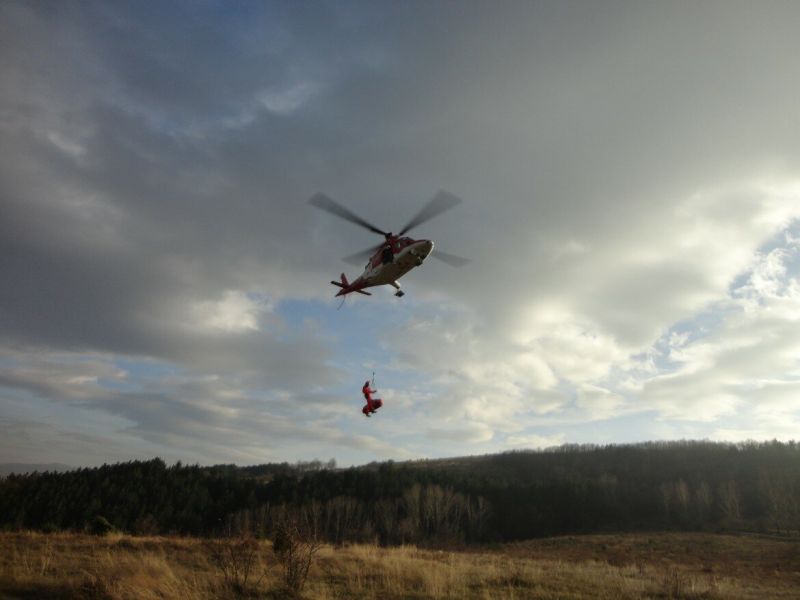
(309, 193, 388, 236)
(398, 190, 462, 236)
(431, 249, 470, 267)
(342, 243, 383, 266)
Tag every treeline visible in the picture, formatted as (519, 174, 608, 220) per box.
(429, 440, 800, 539)
(0, 459, 261, 535)
(225, 483, 489, 546)
(1, 441, 798, 543)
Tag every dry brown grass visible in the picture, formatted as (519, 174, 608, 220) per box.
(1, 531, 798, 599)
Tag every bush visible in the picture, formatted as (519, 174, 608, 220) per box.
(207, 536, 261, 592)
(132, 513, 159, 536)
(40, 522, 58, 534)
(272, 519, 321, 596)
(89, 515, 114, 536)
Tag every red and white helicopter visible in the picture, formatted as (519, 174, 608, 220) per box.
(309, 190, 468, 298)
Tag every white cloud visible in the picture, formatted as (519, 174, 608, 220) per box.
(427, 423, 494, 444)
(257, 81, 321, 116)
(505, 432, 566, 449)
(576, 384, 626, 420)
(45, 129, 87, 159)
(216, 80, 323, 132)
(534, 321, 627, 383)
(0, 351, 125, 402)
(383, 181, 800, 449)
(635, 225, 800, 423)
(190, 290, 266, 333)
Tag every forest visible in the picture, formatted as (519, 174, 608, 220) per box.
(1, 441, 798, 545)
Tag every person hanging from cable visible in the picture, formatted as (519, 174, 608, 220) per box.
(361, 375, 383, 417)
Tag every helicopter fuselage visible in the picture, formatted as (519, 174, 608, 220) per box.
(364, 237, 433, 284)
(334, 237, 433, 297)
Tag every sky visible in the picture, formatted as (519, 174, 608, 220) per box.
(1, 0, 799, 468)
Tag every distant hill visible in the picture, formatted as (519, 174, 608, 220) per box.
(0, 463, 72, 476)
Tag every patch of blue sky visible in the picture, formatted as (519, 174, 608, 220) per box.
(654, 307, 731, 357)
(777, 221, 800, 276)
(277, 296, 425, 392)
(728, 270, 755, 298)
(766, 218, 800, 251)
(730, 218, 800, 295)
(273, 295, 456, 449)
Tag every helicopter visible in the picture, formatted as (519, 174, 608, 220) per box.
(309, 190, 468, 298)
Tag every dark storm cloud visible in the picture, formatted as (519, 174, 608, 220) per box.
(0, 3, 324, 355)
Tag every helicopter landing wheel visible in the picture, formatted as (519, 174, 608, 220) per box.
(395, 290, 405, 298)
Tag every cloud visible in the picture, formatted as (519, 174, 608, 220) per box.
(0, 351, 125, 403)
(0, 346, 410, 465)
(190, 290, 266, 333)
(427, 424, 494, 444)
(634, 228, 800, 424)
(505, 432, 566, 450)
(0, 418, 140, 466)
(576, 385, 626, 421)
(3, 1, 800, 465)
(382, 184, 800, 448)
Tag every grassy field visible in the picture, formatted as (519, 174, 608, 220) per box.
(1, 531, 798, 599)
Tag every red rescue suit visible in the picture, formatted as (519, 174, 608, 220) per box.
(362, 381, 383, 416)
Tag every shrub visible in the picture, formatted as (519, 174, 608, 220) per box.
(89, 515, 114, 536)
(272, 519, 321, 596)
(40, 522, 58, 534)
(207, 536, 261, 592)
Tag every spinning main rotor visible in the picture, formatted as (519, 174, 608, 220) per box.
(308, 190, 468, 267)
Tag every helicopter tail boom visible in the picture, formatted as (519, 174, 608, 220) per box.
(330, 273, 371, 297)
